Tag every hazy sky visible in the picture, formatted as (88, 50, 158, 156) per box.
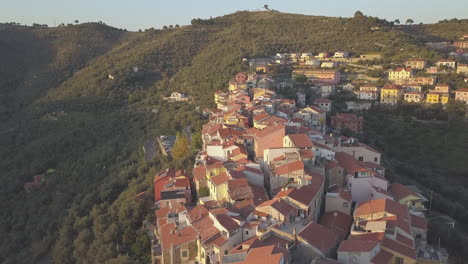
(2, 0, 467, 31)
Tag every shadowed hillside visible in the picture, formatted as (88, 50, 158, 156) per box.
(0, 11, 464, 264)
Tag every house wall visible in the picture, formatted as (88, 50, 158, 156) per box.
(337, 244, 379, 264)
(209, 181, 228, 202)
(254, 127, 285, 158)
(263, 147, 299, 165)
(381, 247, 417, 264)
(347, 175, 373, 203)
(326, 167, 345, 188)
(325, 194, 351, 215)
(206, 145, 225, 161)
(315, 147, 335, 160)
(340, 146, 381, 164)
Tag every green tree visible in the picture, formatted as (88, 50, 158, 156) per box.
(354, 11, 364, 18)
(406, 19, 414, 25)
(172, 133, 190, 159)
(394, 19, 400, 25)
(294, 74, 308, 83)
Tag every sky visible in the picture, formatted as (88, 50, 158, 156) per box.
(1, 0, 468, 31)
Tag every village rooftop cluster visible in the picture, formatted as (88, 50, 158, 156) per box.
(148, 40, 462, 263)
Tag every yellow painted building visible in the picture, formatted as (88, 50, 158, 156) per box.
(440, 94, 449, 104)
(214, 91, 228, 107)
(405, 59, 427, 70)
(426, 93, 440, 104)
(208, 173, 229, 201)
(380, 85, 404, 105)
(229, 82, 247, 92)
(388, 68, 413, 80)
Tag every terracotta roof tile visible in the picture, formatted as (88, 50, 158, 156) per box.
(349, 232, 385, 241)
(299, 222, 338, 254)
(240, 244, 286, 264)
(410, 214, 428, 230)
(335, 152, 368, 174)
(193, 165, 207, 181)
(382, 238, 416, 259)
(338, 239, 379, 252)
(274, 160, 304, 175)
(371, 249, 394, 264)
(216, 214, 240, 232)
(211, 172, 230, 185)
(389, 183, 419, 201)
(319, 211, 353, 239)
(159, 223, 197, 251)
(287, 134, 314, 148)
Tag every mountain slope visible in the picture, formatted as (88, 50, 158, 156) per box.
(0, 11, 459, 264)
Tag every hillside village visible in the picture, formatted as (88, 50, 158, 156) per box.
(148, 35, 468, 263)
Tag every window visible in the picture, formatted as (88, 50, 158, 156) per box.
(358, 156, 364, 161)
(374, 157, 378, 162)
(395, 257, 404, 264)
(181, 250, 188, 258)
(343, 202, 349, 208)
(224, 249, 229, 255)
(245, 230, 249, 235)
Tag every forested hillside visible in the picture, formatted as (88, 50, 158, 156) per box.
(1, 11, 467, 264)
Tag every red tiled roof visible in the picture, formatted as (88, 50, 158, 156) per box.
(193, 165, 207, 181)
(382, 238, 416, 259)
(287, 134, 314, 148)
(394, 67, 412, 72)
(335, 152, 368, 174)
(371, 249, 394, 264)
(155, 206, 171, 219)
(205, 233, 229, 247)
(299, 222, 338, 254)
(257, 199, 295, 216)
(253, 210, 269, 218)
(274, 160, 304, 175)
(382, 84, 403, 90)
(355, 198, 409, 221)
(174, 177, 190, 188)
(396, 233, 414, 248)
(211, 172, 230, 185)
(215, 214, 240, 232)
(319, 211, 353, 239)
(338, 239, 379, 252)
(188, 205, 209, 223)
(191, 216, 219, 242)
(247, 123, 285, 138)
(389, 183, 419, 201)
(278, 180, 323, 206)
(410, 214, 428, 230)
(249, 183, 270, 206)
(240, 244, 286, 264)
(349, 232, 385, 241)
(299, 149, 314, 159)
(159, 223, 197, 251)
(253, 113, 270, 122)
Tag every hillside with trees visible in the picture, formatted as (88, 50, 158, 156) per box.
(0, 11, 467, 264)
